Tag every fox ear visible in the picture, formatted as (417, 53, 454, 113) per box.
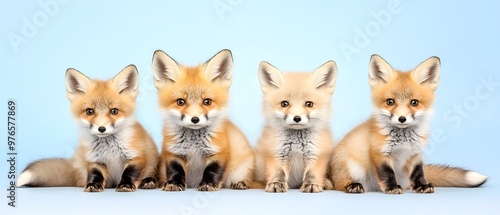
(258, 61, 284, 90)
(368, 54, 395, 87)
(311, 60, 338, 94)
(152, 50, 182, 88)
(65, 68, 92, 100)
(204, 49, 233, 87)
(412, 56, 440, 90)
(112, 64, 139, 98)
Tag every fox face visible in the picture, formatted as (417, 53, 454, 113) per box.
(258, 61, 338, 130)
(65, 65, 139, 137)
(368, 55, 440, 129)
(152, 50, 232, 130)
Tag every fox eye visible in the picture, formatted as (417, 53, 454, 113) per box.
(305, 101, 314, 107)
(281, 101, 289, 107)
(203, 99, 212, 106)
(85, 108, 94, 115)
(411, 99, 419, 106)
(386, 99, 395, 106)
(176, 99, 185, 106)
(110, 108, 119, 115)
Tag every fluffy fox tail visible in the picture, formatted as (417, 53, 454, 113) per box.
(17, 158, 77, 187)
(423, 164, 487, 187)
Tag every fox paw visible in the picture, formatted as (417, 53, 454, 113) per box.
(197, 182, 219, 191)
(301, 183, 323, 193)
(139, 177, 157, 189)
(162, 182, 185, 191)
(345, 183, 365, 194)
(384, 185, 404, 194)
(265, 182, 288, 193)
(230, 181, 248, 190)
(116, 183, 136, 192)
(84, 183, 104, 192)
(413, 183, 434, 194)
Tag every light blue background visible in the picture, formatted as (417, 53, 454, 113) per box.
(1, 0, 499, 214)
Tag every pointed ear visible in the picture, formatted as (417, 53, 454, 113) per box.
(368, 54, 395, 87)
(258, 61, 284, 90)
(412, 56, 440, 90)
(311, 60, 338, 94)
(65, 68, 92, 100)
(152, 50, 182, 88)
(112, 64, 139, 98)
(204, 49, 233, 87)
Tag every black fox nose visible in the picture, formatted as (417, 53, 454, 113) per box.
(398, 116, 407, 123)
(98, 127, 106, 133)
(191, 117, 200, 124)
(293, 116, 301, 123)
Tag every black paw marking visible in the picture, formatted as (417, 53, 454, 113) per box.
(384, 185, 404, 194)
(413, 183, 434, 194)
(84, 183, 104, 192)
(345, 183, 365, 194)
(197, 182, 219, 191)
(162, 182, 185, 191)
(116, 183, 136, 192)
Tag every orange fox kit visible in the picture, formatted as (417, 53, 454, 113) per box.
(153, 49, 255, 191)
(330, 55, 487, 194)
(17, 65, 159, 192)
(255, 60, 337, 193)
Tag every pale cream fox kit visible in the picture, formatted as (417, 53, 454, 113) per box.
(330, 55, 488, 194)
(255, 60, 337, 193)
(17, 65, 159, 192)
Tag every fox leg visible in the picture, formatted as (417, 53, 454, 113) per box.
(116, 157, 149, 192)
(197, 153, 227, 191)
(227, 154, 255, 190)
(84, 163, 108, 192)
(162, 154, 187, 191)
(406, 155, 434, 193)
(331, 162, 365, 193)
(265, 157, 290, 193)
(374, 161, 403, 194)
(301, 154, 329, 193)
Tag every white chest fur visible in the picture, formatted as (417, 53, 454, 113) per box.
(168, 128, 219, 188)
(277, 129, 317, 188)
(86, 135, 137, 186)
(380, 126, 426, 189)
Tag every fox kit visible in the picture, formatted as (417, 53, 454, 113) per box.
(330, 55, 487, 194)
(255, 61, 337, 193)
(17, 65, 159, 192)
(153, 49, 255, 191)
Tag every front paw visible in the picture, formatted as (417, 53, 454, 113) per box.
(162, 182, 186, 191)
(84, 183, 104, 192)
(230, 181, 248, 190)
(265, 182, 288, 193)
(116, 183, 136, 192)
(197, 182, 220, 191)
(384, 185, 404, 194)
(413, 183, 434, 194)
(139, 177, 157, 189)
(301, 183, 322, 193)
(345, 183, 365, 194)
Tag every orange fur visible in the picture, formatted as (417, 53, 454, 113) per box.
(330, 55, 487, 194)
(153, 50, 255, 191)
